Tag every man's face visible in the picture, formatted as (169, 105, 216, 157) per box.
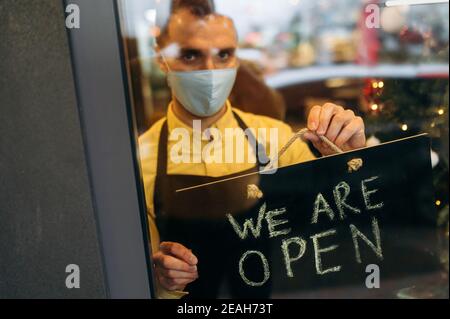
(159, 10, 239, 72)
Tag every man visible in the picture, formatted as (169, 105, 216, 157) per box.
(139, 0, 366, 299)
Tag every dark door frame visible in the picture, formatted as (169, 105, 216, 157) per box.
(64, 0, 155, 299)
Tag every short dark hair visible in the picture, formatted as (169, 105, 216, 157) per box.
(171, 0, 214, 16)
(157, 0, 215, 48)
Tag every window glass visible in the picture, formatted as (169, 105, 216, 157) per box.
(118, 0, 449, 299)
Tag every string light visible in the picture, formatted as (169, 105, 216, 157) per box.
(372, 82, 379, 89)
(436, 200, 442, 206)
(371, 104, 379, 111)
(438, 109, 445, 115)
(378, 81, 384, 89)
(401, 124, 408, 131)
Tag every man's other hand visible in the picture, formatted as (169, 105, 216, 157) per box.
(153, 242, 199, 291)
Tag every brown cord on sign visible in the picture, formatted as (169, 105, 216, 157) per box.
(265, 129, 344, 171)
(264, 129, 364, 173)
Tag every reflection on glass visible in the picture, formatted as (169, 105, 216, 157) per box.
(118, 0, 449, 299)
(397, 205, 449, 299)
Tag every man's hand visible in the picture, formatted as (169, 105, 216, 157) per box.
(153, 242, 199, 291)
(303, 103, 366, 156)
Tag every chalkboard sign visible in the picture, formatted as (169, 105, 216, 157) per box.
(167, 134, 440, 298)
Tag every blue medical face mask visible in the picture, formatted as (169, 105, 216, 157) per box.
(167, 68, 238, 117)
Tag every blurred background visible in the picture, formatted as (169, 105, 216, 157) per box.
(118, 0, 449, 224)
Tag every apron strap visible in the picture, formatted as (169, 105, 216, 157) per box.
(232, 111, 269, 167)
(156, 120, 169, 180)
(154, 110, 269, 213)
(154, 120, 168, 215)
